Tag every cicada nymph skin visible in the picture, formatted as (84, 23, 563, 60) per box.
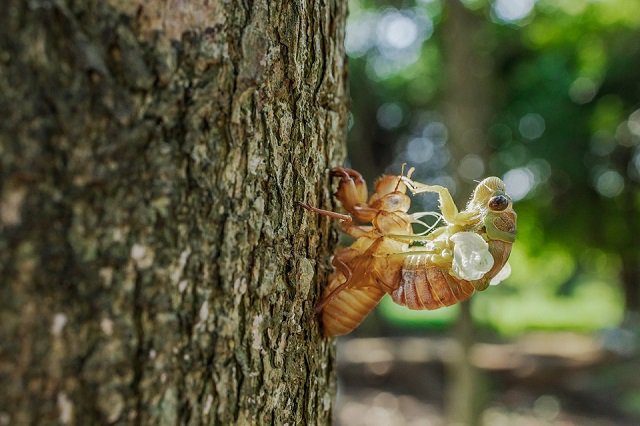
(299, 168, 517, 337)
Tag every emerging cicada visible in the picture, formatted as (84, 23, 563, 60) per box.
(300, 167, 516, 337)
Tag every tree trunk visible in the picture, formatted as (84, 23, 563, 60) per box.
(0, 1, 348, 424)
(621, 155, 640, 319)
(621, 253, 640, 321)
(441, 1, 494, 425)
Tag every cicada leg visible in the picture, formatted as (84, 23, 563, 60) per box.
(330, 167, 373, 221)
(385, 229, 447, 243)
(401, 177, 476, 226)
(320, 237, 394, 337)
(315, 256, 353, 313)
(297, 201, 351, 222)
(298, 202, 380, 239)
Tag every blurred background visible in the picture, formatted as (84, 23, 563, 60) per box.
(334, 0, 640, 424)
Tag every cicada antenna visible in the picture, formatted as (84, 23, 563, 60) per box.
(407, 166, 415, 179)
(395, 163, 407, 192)
(395, 163, 406, 192)
(394, 163, 416, 192)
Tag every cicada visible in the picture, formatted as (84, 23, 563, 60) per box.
(300, 167, 516, 337)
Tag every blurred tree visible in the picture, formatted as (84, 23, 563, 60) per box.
(0, 0, 347, 424)
(341, 0, 640, 421)
(346, 0, 640, 332)
(441, 0, 494, 424)
(489, 0, 640, 319)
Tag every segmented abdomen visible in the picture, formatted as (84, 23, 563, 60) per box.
(320, 242, 405, 337)
(321, 273, 385, 337)
(392, 255, 475, 309)
(392, 240, 512, 310)
(321, 240, 512, 334)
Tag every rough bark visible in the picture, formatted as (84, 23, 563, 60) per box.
(0, 1, 347, 425)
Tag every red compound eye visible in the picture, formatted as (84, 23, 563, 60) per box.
(488, 195, 509, 211)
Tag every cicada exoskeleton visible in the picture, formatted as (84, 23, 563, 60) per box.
(300, 168, 516, 337)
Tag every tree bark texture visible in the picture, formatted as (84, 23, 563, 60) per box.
(0, 1, 348, 424)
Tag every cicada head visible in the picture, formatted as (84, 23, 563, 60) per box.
(468, 177, 517, 243)
(468, 177, 506, 207)
(368, 175, 411, 213)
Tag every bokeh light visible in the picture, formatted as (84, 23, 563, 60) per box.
(492, 0, 535, 23)
(339, 0, 640, 424)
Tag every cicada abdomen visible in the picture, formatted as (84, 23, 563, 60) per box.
(391, 239, 513, 310)
(321, 272, 386, 337)
(320, 239, 406, 337)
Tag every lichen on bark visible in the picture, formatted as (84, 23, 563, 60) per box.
(0, 0, 348, 424)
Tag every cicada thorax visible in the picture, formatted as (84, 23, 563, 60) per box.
(391, 238, 513, 310)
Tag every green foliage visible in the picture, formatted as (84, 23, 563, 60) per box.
(622, 390, 640, 417)
(377, 245, 624, 333)
(346, 0, 640, 332)
(473, 245, 623, 334)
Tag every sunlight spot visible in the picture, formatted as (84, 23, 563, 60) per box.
(358, 8, 433, 79)
(518, 113, 545, 140)
(51, 313, 67, 336)
(569, 77, 598, 104)
(377, 12, 418, 50)
(377, 103, 403, 129)
(533, 395, 561, 421)
(422, 121, 448, 146)
(458, 154, 485, 181)
(627, 108, 640, 138)
(345, 12, 377, 57)
(503, 168, 535, 201)
(407, 137, 435, 163)
(493, 0, 535, 23)
(594, 170, 624, 197)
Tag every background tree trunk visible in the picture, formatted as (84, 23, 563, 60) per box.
(441, 1, 494, 425)
(0, 1, 348, 424)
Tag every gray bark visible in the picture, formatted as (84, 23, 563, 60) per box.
(0, 1, 348, 424)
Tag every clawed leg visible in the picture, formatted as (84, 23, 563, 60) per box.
(401, 177, 475, 226)
(316, 256, 353, 313)
(318, 236, 388, 311)
(298, 202, 351, 222)
(298, 202, 379, 239)
(331, 167, 369, 217)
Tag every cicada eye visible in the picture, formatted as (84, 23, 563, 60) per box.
(488, 195, 509, 211)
